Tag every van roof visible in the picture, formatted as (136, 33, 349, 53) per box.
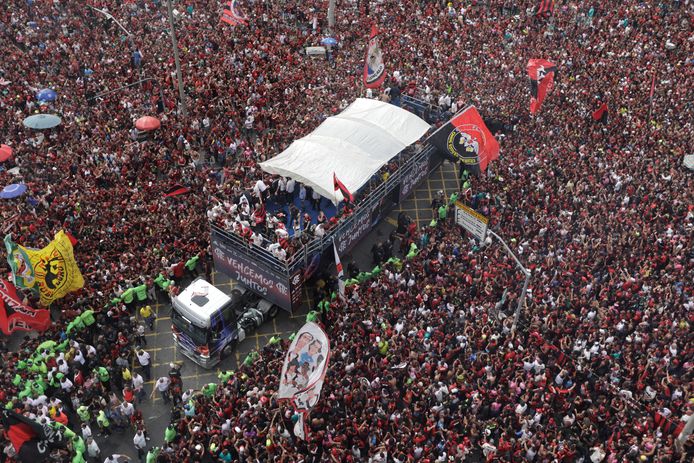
(173, 277, 232, 328)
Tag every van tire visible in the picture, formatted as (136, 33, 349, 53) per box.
(222, 342, 234, 359)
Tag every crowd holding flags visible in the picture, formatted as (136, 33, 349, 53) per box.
(527, 59, 557, 114)
(277, 322, 331, 440)
(220, 0, 248, 27)
(5, 230, 84, 307)
(0, 279, 51, 335)
(428, 106, 500, 176)
(0, 409, 68, 461)
(363, 24, 386, 89)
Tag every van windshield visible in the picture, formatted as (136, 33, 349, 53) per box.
(171, 307, 209, 346)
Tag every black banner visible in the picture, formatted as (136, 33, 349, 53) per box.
(211, 231, 297, 312)
(399, 153, 434, 202)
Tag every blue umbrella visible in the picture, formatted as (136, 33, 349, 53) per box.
(36, 88, 57, 102)
(0, 183, 27, 199)
(23, 114, 62, 129)
(321, 37, 338, 46)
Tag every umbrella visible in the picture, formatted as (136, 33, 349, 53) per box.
(0, 144, 12, 162)
(0, 183, 27, 199)
(321, 37, 338, 46)
(23, 114, 62, 129)
(36, 88, 57, 102)
(135, 116, 161, 132)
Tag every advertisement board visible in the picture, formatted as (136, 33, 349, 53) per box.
(454, 201, 489, 241)
(211, 231, 297, 312)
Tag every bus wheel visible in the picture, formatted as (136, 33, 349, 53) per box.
(222, 342, 234, 358)
(269, 305, 279, 319)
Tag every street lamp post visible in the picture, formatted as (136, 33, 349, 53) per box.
(488, 230, 532, 335)
(165, 0, 187, 118)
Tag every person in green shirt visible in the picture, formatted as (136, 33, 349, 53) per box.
(77, 405, 91, 423)
(71, 450, 86, 463)
(134, 284, 148, 303)
(202, 383, 217, 398)
(121, 287, 135, 307)
(146, 447, 160, 463)
(449, 191, 459, 205)
(96, 410, 111, 436)
(217, 370, 234, 383)
(79, 309, 96, 327)
(378, 338, 389, 356)
(95, 366, 110, 389)
(438, 203, 448, 221)
(71, 436, 86, 455)
(164, 424, 176, 443)
(185, 255, 199, 273)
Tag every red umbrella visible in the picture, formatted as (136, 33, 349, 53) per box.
(0, 144, 12, 162)
(135, 116, 161, 132)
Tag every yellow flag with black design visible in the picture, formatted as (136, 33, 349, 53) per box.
(26, 230, 84, 306)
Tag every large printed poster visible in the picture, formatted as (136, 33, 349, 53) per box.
(278, 322, 330, 411)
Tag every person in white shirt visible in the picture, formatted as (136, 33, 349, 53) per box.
(251, 232, 263, 247)
(253, 179, 267, 200)
(60, 376, 74, 393)
(120, 401, 135, 419)
(151, 376, 171, 403)
(133, 429, 147, 460)
(131, 373, 145, 402)
(86, 437, 100, 461)
(285, 178, 296, 200)
(81, 422, 93, 440)
(136, 348, 151, 381)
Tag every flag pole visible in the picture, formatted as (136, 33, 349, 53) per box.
(648, 67, 656, 124)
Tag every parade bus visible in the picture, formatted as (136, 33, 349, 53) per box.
(171, 277, 278, 368)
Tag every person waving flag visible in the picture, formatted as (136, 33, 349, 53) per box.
(363, 24, 386, 89)
(527, 59, 557, 114)
(220, 0, 248, 27)
(536, 0, 555, 18)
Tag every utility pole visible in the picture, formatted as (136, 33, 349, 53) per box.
(488, 230, 531, 335)
(166, 0, 187, 117)
(328, 0, 336, 32)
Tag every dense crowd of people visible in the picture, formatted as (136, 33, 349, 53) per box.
(0, 0, 692, 462)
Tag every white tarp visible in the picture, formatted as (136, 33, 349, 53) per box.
(259, 98, 430, 201)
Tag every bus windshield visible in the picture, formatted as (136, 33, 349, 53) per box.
(171, 308, 209, 346)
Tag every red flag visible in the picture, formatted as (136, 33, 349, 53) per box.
(0, 279, 51, 335)
(221, 0, 248, 27)
(592, 102, 608, 123)
(333, 173, 354, 203)
(527, 59, 557, 114)
(536, 0, 555, 17)
(428, 106, 500, 175)
(65, 230, 78, 247)
(363, 24, 386, 89)
(163, 184, 191, 198)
